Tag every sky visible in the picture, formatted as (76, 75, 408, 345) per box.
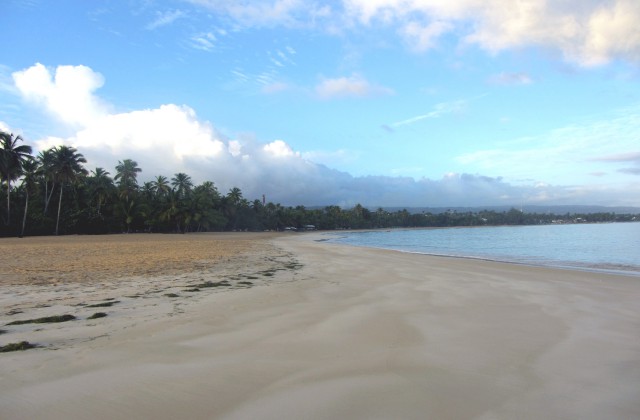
(1, 0, 640, 208)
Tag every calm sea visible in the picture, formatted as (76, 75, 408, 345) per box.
(326, 223, 640, 276)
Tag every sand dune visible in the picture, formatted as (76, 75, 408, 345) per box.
(1, 232, 639, 419)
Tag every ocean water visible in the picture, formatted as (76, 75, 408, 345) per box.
(326, 222, 640, 276)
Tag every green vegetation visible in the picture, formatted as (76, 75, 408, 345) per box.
(6, 314, 76, 325)
(0, 341, 36, 352)
(1, 129, 639, 237)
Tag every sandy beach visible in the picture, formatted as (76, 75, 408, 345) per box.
(1, 232, 639, 419)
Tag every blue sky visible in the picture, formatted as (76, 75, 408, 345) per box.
(1, 0, 640, 207)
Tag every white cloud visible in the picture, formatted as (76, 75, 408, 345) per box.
(456, 105, 640, 184)
(315, 75, 393, 99)
(187, 0, 321, 28)
(263, 139, 299, 157)
(146, 9, 186, 30)
(342, 0, 640, 67)
(391, 97, 473, 127)
(190, 32, 217, 51)
(11, 63, 640, 207)
(13, 63, 108, 127)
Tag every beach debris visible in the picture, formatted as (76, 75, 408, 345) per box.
(0, 341, 37, 352)
(6, 314, 76, 325)
(87, 312, 108, 320)
(164, 293, 180, 298)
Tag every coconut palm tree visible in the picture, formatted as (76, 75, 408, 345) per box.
(50, 146, 87, 235)
(151, 175, 170, 197)
(171, 172, 193, 199)
(0, 131, 33, 226)
(114, 159, 141, 200)
(87, 167, 114, 216)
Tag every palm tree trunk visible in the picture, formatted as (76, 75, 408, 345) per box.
(5, 179, 10, 226)
(20, 191, 28, 237)
(55, 186, 63, 235)
(44, 183, 55, 215)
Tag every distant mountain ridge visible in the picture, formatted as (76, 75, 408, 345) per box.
(379, 205, 640, 215)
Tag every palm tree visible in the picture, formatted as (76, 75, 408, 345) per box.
(50, 146, 87, 235)
(0, 131, 33, 226)
(114, 159, 141, 200)
(87, 167, 114, 216)
(171, 172, 193, 198)
(224, 187, 244, 230)
(151, 175, 170, 197)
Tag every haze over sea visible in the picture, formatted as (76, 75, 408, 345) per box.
(328, 223, 640, 276)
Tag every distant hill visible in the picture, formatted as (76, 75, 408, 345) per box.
(378, 205, 640, 215)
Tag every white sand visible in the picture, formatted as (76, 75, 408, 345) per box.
(1, 232, 639, 419)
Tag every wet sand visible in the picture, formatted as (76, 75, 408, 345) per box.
(1, 232, 639, 419)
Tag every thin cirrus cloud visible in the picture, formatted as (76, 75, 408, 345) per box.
(315, 75, 394, 99)
(146, 9, 187, 30)
(188, 0, 640, 67)
(456, 108, 640, 183)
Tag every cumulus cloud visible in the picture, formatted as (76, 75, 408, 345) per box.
(315, 75, 393, 99)
(12, 63, 108, 127)
(11, 63, 640, 207)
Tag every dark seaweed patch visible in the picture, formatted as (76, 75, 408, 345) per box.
(87, 312, 108, 320)
(86, 301, 120, 308)
(0, 341, 36, 352)
(196, 280, 231, 288)
(7, 314, 76, 325)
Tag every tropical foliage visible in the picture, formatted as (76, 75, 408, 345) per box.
(0, 130, 637, 237)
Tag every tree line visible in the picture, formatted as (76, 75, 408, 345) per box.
(1, 131, 637, 237)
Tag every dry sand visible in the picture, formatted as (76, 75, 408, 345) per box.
(1, 232, 639, 419)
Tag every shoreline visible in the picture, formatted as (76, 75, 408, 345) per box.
(2, 232, 639, 419)
(316, 225, 640, 277)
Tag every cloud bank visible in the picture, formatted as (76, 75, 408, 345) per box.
(9, 63, 640, 207)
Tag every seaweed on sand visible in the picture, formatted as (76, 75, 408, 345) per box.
(0, 341, 36, 352)
(86, 300, 120, 308)
(87, 312, 108, 320)
(6, 314, 76, 326)
(195, 280, 231, 288)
